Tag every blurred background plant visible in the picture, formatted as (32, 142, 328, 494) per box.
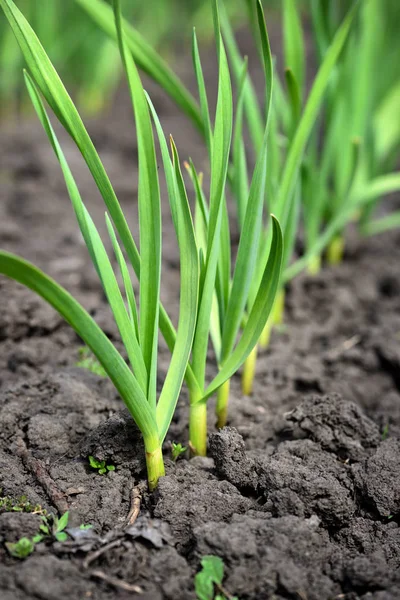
(0, 0, 248, 117)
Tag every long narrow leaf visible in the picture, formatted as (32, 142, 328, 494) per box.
(0, 0, 142, 280)
(201, 215, 283, 402)
(283, 0, 305, 97)
(156, 140, 200, 442)
(191, 0, 233, 390)
(0, 252, 157, 440)
(113, 0, 161, 409)
(192, 28, 213, 157)
(24, 70, 147, 391)
(74, 0, 203, 133)
(276, 2, 358, 230)
(220, 0, 273, 362)
(106, 214, 139, 338)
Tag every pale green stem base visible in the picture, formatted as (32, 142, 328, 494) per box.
(145, 442, 165, 491)
(216, 378, 230, 429)
(259, 317, 273, 349)
(273, 288, 285, 326)
(242, 344, 258, 396)
(260, 288, 285, 350)
(189, 395, 207, 457)
(307, 254, 321, 276)
(326, 234, 345, 265)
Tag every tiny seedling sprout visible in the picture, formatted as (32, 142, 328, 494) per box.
(171, 442, 187, 462)
(88, 455, 116, 475)
(195, 555, 238, 600)
(5, 537, 35, 559)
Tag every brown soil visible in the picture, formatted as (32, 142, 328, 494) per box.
(1, 23, 400, 600)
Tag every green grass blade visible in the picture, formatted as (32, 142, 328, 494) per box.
(282, 183, 300, 270)
(202, 215, 283, 402)
(191, 0, 233, 389)
(0, 252, 156, 440)
(215, 201, 231, 331)
(284, 172, 400, 281)
(361, 211, 400, 236)
(81, 206, 148, 391)
(220, 0, 273, 362)
(285, 67, 301, 137)
(23, 69, 147, 390)
(232, 57, 250, 230)
(74, 0, 203, 134)
(0, 0, 141, 276)
(276, 2, 358, 230)
(351, 173, 400, 205)
(156, 140, 200, 442)
(185, 160, 222, 361)
(113, 0, 161, 410)
(192, 28, 213, 157)
(283, 0, 305, 97)
(105, 214, 139, 339)
(146, 96, 202, 398)
(219, 0, 263, 153)
(310, 0, 330, 61)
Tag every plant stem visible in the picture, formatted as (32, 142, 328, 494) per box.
(189, 392, 207, 456)
(307, 254, 321, 275)
(242, 344, 258, 396)
(326, 234, 344, 265)
(144, 440, 165, 491)
(215, 378, 230, 429)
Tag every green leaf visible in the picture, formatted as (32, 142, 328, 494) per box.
(74, 0, 203, 134)
(283, 0, 305, 97)
(195, 571, 214, 600)
(191, 0, 233, 390)
(284, 173, 400, 281)
(105, 214, 139, 339)
(232, 57, 250, 230)
(192, 28, 213, 158)
(146, 95, 202, 437)
(56, 511, 69, 533)
(88, 455, 103, 469)
(6, 537, 34, 559)
(0, 252, 157, 442)
(276, 2, 358, 232)
(55, 532, 68, 542)
(113, 0, 161, 410)
(285, 67, 301, 137)
(202, 215, 283, 402)
(1, 0, 196, 401)
(0, 0, 142, 280)
(24, 70, 148, 392)
(351, 173, 400, 205)
(156, 139, 200, 442)
(220, 0, 273, 362)
(201, 555, 224, 584)
(220, 0, 264, 153)
(361, 211, 400, 237)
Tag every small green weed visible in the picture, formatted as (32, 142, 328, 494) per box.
(171, 442, 187, 462)
(195, 555, 238, 600)
(0, 491, 47, 515)
(34, 511, 69, 543)
(88, 455, 116, 475)
(5, 537, 35, 559)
